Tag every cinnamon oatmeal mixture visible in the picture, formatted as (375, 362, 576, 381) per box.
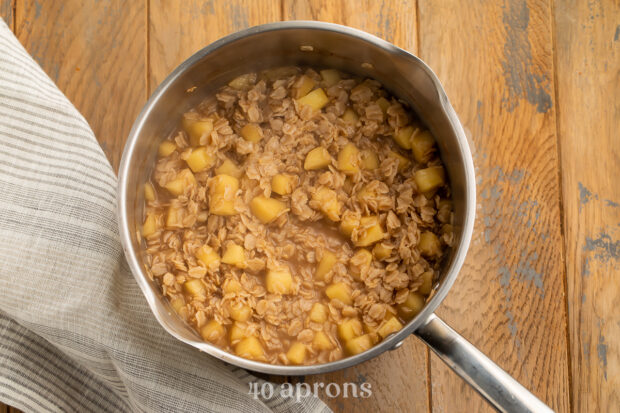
(140, 66, 453, 365)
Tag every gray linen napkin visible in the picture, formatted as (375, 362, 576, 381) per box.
(0, 18, 330, 413)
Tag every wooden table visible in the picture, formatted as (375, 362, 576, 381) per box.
(2, 1, 618, 412)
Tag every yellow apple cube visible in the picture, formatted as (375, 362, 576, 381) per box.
(297, 88, 329, 110)
(183, 279, 206, 299)
(229, 322, 246, 342)
(372, 243, 393, 260)
(286, 342, 307, 365)
(349, 249, 372, 281)
(337, 143, 360, 175)
(414, 166, 445, 194)
(250, 195, 288, 224)
(312, 331, 334, 351)
(312, 186, 341, 221)
(418, 231, 441, 257)
(228, 301, 252, 322)
(345, 334, 373, 355)
(411, 130, 436, 164)
(338, 318, 362, 341)
(164, 168, 196, 196)
(142, 214, 159, 237)
(182, 118, 213, 147)
(388, 150, 410, 173)
(293, 75, 316, 99)
(144, 182, 156, 201)
(315, 250, 337, 281)
(271, 174, 297, 195)
(308, 303, 328, 323)
(341, 108, 359, 124)
(325, 282, 352, 305)
(195, 245, 220, 270)
(235, 337, 265, 361)
(266, 268, 293, 294)
(209, 174, 239, 216)
(377, 317, 403, 339)
(165, 205, 184, 229)
(215, 158, 243, 179)
(360, 150, 379, 170)
(240, 123, 263, 143)
(304, 146, 332, 170)
(419, 271, 434, 295)
(393, 125, 415, 149)
(353, 216, 385, 247)
(398, 291, 425, 320)
(221, 244, 246, 268)
(158, 140, 176, 157)
(339, 212, 359, 237)
(170, 297, 189, 320)
(186, 146, 216, 172)
(223, 278, 243, 294)
(200, 320, 226, 343)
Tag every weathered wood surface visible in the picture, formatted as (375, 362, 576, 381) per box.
(3, 0, 618, 412)
(0, 0, 13, 30)
(555, 0, 620, 411)
(418, 0, 570, 411)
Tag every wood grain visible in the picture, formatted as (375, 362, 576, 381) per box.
(554, 0, 620, 411)
(15, 0, 146, 171)
(148, 0, 281, 93)
(3, 1, 619, 412)
(417, 0, 570, 411)
(0, 0, 13, 30)
(281, 3, 430, 412)
(282, 0, 418, 54)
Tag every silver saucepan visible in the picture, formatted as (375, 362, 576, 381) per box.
(117, 21, 552, 413)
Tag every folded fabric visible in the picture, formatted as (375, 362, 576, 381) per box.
(0, 18, 329, 413)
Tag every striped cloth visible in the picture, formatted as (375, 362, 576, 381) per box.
(0, 18, 330, 413)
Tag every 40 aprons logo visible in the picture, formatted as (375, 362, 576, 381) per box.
(249, 381, 372, 402)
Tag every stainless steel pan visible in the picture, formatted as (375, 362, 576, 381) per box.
(117, 21, 553, 413)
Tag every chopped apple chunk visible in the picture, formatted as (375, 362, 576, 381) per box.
(315, 250, 337, 281)
(250, 195, 288, 224)
(297, 88, 329, 110)
(209, 174, 239, 216)
(304, 147, 332, 170)
(266, 268, 293, 294)
(271, 174, 297, 195)
(325, 282, 352, 305)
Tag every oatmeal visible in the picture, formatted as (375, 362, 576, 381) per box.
(140, 66, 454, 365)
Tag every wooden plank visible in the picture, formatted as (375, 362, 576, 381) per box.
(15, 0, 146, 171)
(148, 0, 281, 93)
(0, 0, 13, 30)
(554, 0, 620, 411)
(282, 2, 429, 413)
(281, 0, 418, 54)
(417, 0, 570, 411)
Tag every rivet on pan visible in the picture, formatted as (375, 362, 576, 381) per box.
(299, 45, 314, 52)
(390, 340, 404, 351)
(361, 62, 374, 69)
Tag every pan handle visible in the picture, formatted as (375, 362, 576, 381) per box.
(414, 313, 553, 413)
